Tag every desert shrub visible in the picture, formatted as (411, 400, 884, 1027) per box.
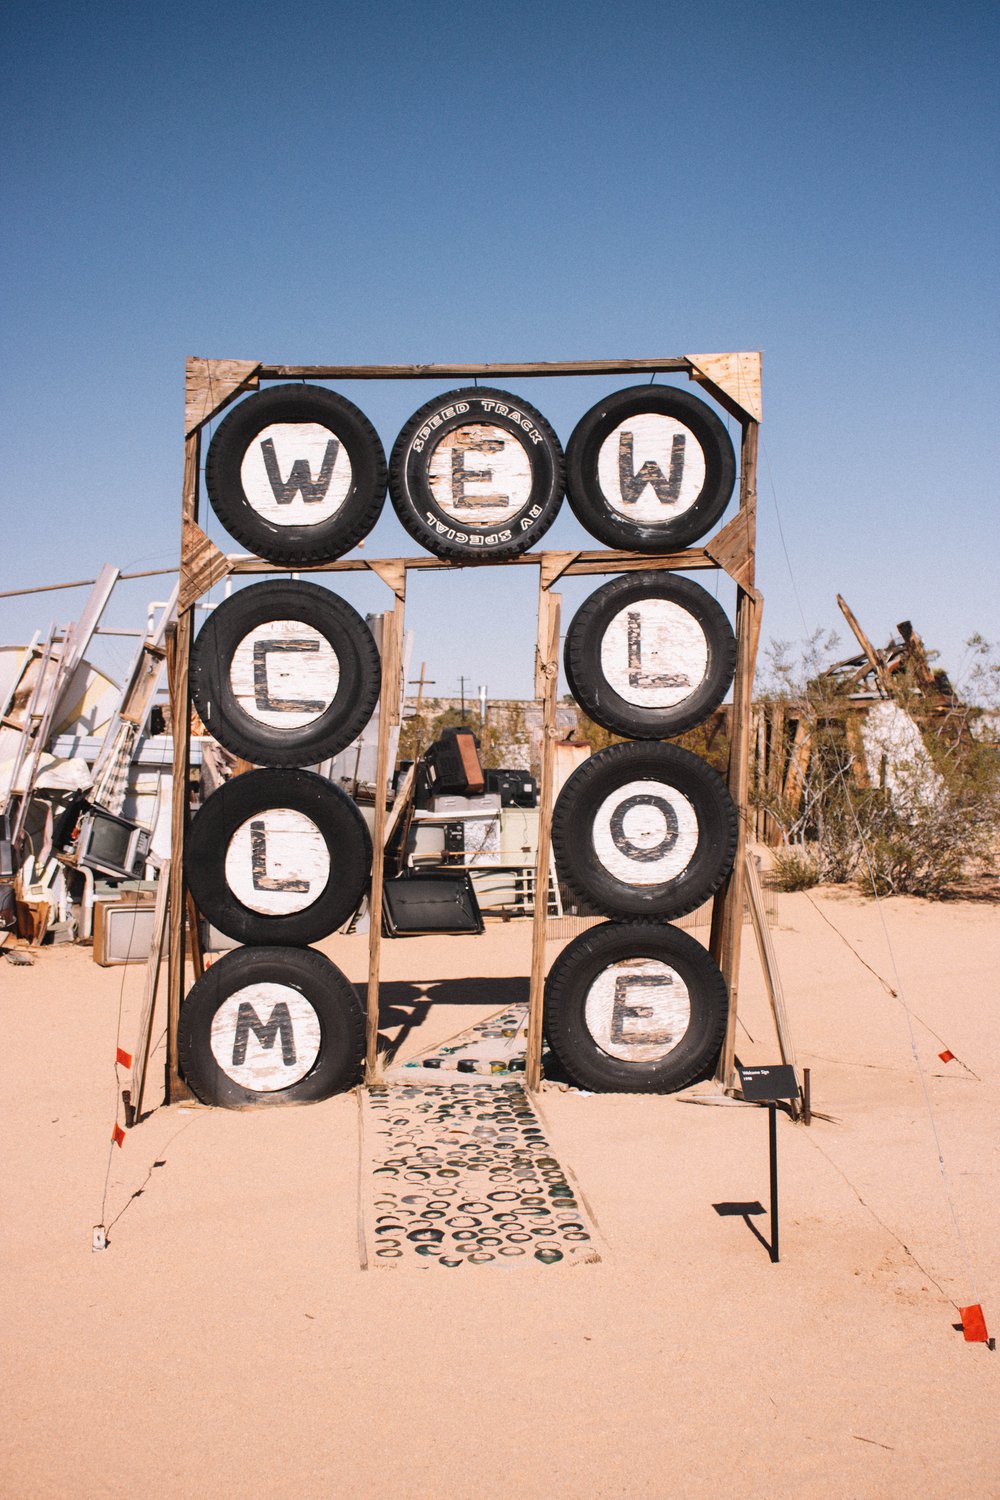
(770, 849, 820, 891)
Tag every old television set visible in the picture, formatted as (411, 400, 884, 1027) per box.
(77, 808, 151, 880)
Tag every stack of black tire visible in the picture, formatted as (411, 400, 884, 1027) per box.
(544, 387, 741, 1093)
(178, 386, 391, 1106)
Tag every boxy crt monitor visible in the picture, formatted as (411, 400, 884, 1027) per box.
(78, 809, 151, 880)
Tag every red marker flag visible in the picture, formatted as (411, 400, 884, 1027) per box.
(938, 1050, 955, 1064)
(960, 1304, 989, 1343)
(116, 1047, 133, 1069)
(112, 1122, 126, 1148)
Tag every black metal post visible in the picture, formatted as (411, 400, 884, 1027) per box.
(768, 1102, 779, 1263)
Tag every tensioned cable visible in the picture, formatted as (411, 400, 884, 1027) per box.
(759, 438, 986, 1319)
(834, 769, 984, 1309)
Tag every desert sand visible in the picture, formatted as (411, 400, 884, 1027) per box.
(1, 887, 997, 1499)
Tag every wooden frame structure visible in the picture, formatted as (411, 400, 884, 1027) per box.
(167, 353, 763, 1102)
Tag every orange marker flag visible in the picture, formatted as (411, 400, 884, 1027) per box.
(116, 1047, 133, 1069)
(960, 1304, 989, 1343)
(938, 1049, 955, 1064)
(112, 1122, 126, 1148)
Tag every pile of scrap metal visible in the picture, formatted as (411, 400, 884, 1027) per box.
(0, 566, 178, 957)
(383, 724, 556, 927)
(751, 596, 977, 846)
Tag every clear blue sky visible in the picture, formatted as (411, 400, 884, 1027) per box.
(2, 0, 997, 701)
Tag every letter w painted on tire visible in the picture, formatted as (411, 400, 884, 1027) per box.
(231, 1000, 297, 1066)
(618, 430, 685, 505)
(259, 437, 340, 505)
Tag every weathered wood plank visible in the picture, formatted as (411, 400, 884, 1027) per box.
(258, 358, 692, 380)
(365, 612, 401, 1080)
(688, 352, 762, 422)
(227, 547, 719, 577)
(167, 431, 200, 1105)
(712, 583, 763, 1090)
(837, 594, 890, 698)
(704, 505, 755, 590)
(745, 855, 799, 1113)
(185, 357, 260, 435)
(179, 520, 233, 613)
(526, 588, 561, 1091)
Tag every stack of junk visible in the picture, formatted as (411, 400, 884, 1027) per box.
(0, 566, 592, 965)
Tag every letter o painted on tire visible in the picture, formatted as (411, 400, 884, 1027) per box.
(565, 385, 736, 551)
(389, 388, 564, 561)
(564, 572, 736, 739)
(190, 580, 380, 766)
(543, 921, 728, 1093)
(205, 384, 387, 564)
(552, 741, 737, 919)
(178, 945, 364, 1107)
(184, 768, 371, 946)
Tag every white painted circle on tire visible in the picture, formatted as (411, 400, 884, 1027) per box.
(228, 619, 340, 730)
(225, 807, 331, 915)
(584, 959, 690, 1062)
(599, 598, 709, 709)
(597, 413, 706, 523)
(210, 981, 321, 1090)
(426, 423, 533, 527)
(592, 779, 698, 886)
(240, 423, 354, 527)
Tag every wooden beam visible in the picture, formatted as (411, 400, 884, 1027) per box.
(166, 432, 200, 1105)
(257, 358, 692, 381)
(836, 594, 890, 698)
(712, 583, 763, 1090)
(526, 588, 561, 1091)
(185, 357, 260, 435)
(365, 611, 401, 1080)
(745, 856, 800, 1118)
(227, 546, 719, 578)
(687, 352, 762, 423)
(782, 717, 811, 819)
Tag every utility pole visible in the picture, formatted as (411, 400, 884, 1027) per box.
(459, 676, 467, 717)
(408, 661, 435, 715)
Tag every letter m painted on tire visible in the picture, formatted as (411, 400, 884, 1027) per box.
(231, 1001, 297, 1066)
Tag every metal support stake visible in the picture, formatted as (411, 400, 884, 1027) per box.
(768, 1103, 780, 1263)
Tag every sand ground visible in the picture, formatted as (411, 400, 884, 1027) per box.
(1, 890, 997, 1499)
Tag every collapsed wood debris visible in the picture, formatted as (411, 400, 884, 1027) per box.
(751, 596, 990, 846)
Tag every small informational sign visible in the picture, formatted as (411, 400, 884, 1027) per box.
(738, 1064, 799, 1102)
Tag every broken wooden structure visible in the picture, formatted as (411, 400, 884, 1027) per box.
(751, 597, 965, 845)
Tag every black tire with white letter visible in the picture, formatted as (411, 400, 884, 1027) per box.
(564, 572, 736, 739)
(552, 741, 737, 919)
(178, 945, 364, 1108)
(189, 580, 380, 766)
(388, 387, 564, 561)
(185, 768, 372, 946)
(565, 385, 736, 552)
(205, 384, 387, 564)
(544, 921, 728, 1093)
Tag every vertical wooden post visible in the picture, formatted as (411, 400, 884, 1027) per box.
(166, 432, 199, 1103)
(365, 610, 401, 1081)
(526, 584, 561, 1092)
(711, 417, 761, 1090)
